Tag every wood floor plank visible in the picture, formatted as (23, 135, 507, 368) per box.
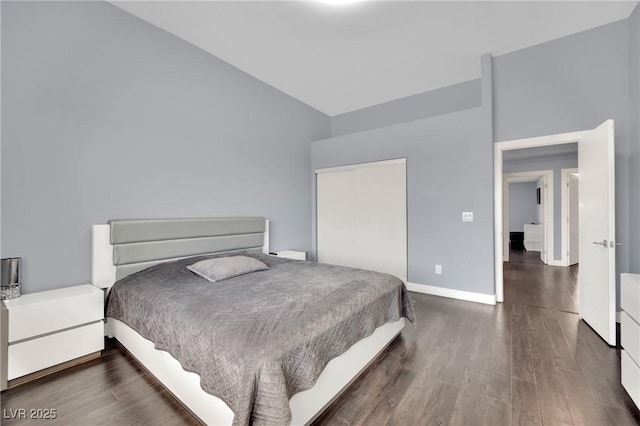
(529, 328, 573, 426)
(386, 371, 439, 426)
(419, 380, 460, 426)
(558, 368, 605, 426)
(438, 322, 477, 387)
(543, 317, 580, 372)
(595, 403, 639, 426)
(314, 350, 402, 425)
(512, 328, 536, 383)
(483, 373, 511, 404)
(449, 392, 486, 426)
(353, 367, 416, 426)
(511, 378, 541, 426)
(482, 396, 511, 426)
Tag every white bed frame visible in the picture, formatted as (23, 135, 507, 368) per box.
(92, 220, 405, 425)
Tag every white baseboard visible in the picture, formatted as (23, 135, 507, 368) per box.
(546, 259, 565, 267)
(617, 311, 621, 323)
(407, 282, 496, 305)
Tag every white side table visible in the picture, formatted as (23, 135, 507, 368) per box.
(1, 284, 104, 388)
(273, 250, 307, 261)
(621, 273, 640, 409)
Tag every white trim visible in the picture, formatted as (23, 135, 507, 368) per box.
(495, 130, 582, 303)
(503, 174, 509, 262)
(495, 145, 504, 302)
(0, 2, 3, 258)
(561, 168, 579, 267)
(497, 130, 588, 150)
(617, 311, 622, 323)
(407, 282, 496, 305)
(503, 170, 554, 265)
(546, 260, 565, 267)
(315, 158, 406, 174)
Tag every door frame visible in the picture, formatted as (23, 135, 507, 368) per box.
(494, 130, 588, 302)
(503, 170, 554, 264)
(561, 168, 580, 267)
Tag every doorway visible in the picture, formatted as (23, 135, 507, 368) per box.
(494, 120, 616, 345)
(503, 170, 554, 265)
(561, 168, 580, 266)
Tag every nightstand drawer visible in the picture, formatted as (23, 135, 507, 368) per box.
(4, 284, 103, 342)
(622, 311, 640, 365)
(621, 274, 640, 324)
(622, 349, 640, 408)
(7, 321, 103, 380)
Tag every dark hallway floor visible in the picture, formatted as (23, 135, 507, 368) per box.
(504, 254, 578, 314)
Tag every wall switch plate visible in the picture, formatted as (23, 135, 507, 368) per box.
(462, 212, 474, 222)
(435, 264, 442, 275)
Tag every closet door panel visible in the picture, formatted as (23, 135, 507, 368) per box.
(354, 163, 407, 282)
(317, 170, 356, 267)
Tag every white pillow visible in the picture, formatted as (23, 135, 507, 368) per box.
(187, 256, 269, 282)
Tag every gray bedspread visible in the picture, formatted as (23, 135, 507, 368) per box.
(106, 253, 415, 426)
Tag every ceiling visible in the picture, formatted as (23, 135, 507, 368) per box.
(112, 1, 638, 116)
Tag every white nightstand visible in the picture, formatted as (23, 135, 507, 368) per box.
(621, 273, 640, 409)
(273, 250, 307, 261)
(0, 284, 104, 389)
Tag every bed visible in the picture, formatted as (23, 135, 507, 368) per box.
(93, 217, 414, 425)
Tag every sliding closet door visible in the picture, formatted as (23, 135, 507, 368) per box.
(354, 163, 407, 281)
(317, 160, 407, 282)
(317, 169, 356, 268)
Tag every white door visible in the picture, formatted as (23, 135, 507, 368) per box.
(568, 173, 579, 266)
(354, 163, 407, 282)
(317, 169, 356, 268)
(317, 160, 407, 282)
(578, 119, 616, 345)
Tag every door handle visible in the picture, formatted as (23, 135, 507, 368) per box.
(593, 240, 608, 247)
(609, 241, 622, 248)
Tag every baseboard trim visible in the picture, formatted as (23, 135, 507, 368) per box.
(407, 282, 496, 305)
(546, 260, 565, 267)
(617, 311, 621, 323)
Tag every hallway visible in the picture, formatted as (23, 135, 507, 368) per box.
(504, 257, 579, 314)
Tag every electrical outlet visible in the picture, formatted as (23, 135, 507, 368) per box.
(462, 212, 474, 222)
(435, 264, 442, 275)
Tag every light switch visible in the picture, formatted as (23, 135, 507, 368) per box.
(462, 212, 474, 222)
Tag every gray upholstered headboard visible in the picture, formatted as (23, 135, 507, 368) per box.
(92, 217, 269, 288)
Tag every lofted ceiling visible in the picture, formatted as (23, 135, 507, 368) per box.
(112, 1, 638, 116)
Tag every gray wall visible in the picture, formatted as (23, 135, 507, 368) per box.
(630, 4, 640, 274)
(330, 79, 481, 138)
(1, 2, 330, 293)
(316, 18, 634, 303)
(494, 19, 631, 289)
(508, 182, 538, 233)
(312, 104, 495, 295)
(503, 154, 578, 261)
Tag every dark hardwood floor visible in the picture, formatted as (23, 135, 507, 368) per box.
(2, 262, 637, 425)
(505, 252, 579, 314)
(508, 248, 544, 265)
